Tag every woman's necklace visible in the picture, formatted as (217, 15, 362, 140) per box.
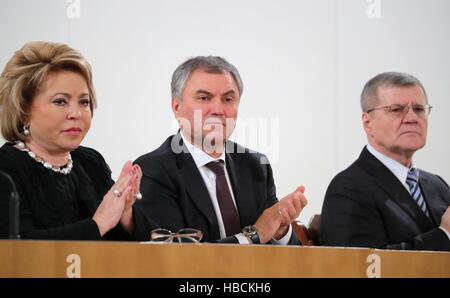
(15, 141, 73, 175)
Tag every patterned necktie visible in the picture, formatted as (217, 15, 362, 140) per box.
(406, 168, 430, 217)
(205, 161, 241, 236)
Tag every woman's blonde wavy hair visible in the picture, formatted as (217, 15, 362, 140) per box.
(0, 41, 97, 141)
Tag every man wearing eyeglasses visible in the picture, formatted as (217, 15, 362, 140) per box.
(319, 72, 450, 251)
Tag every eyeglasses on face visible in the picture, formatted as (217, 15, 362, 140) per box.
(365, 103, 432, 118)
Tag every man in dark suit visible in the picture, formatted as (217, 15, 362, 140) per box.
(134, 56, 307, 244)
(319, 72, 450, 251)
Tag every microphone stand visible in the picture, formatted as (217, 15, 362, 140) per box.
(0, 170, 20, 239)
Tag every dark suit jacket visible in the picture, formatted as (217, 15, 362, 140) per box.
(319, 146, 450, 251)
(134, 134, 299, 244)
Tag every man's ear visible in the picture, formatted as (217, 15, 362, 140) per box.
(362, 112, 372, 136)
(172, 97, 181, 115)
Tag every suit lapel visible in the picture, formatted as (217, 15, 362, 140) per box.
(360, 147, 434, 230)
(418, 172, 444, 226)
(173, 136, 220, 238)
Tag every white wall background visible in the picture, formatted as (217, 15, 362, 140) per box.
(1, 0, 449, 223)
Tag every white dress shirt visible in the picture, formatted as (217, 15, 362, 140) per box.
(181, 133, 292, 244)
(366, 144, 450, 240)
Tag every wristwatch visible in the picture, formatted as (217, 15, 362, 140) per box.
(242, 225, 260, 244)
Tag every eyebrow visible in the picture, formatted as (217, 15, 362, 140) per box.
(195, 89, 237, 96)
(222, 90, 237, 96)
(195, 90, 213, 96)
(52, 92, 90, 98)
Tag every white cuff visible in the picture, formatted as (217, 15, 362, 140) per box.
(439, 226, 450, 240)
(235, 233, 251, 244)
(270, 224, 292, 245)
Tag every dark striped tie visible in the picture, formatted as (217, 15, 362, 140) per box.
(205, 161, 241, 236)
(406, 169, 430, 217)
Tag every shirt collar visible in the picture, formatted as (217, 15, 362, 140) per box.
(180, 132, 226, 168)
(366, 143, 413, 185)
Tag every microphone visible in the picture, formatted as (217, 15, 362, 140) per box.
(0, 170, 20, 239)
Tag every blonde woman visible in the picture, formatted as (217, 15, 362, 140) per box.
(0, 41, 154, 240)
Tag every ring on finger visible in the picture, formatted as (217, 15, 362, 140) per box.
(134, 192, 143, 200)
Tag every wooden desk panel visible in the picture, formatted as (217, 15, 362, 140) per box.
(0, 240, 449, 277)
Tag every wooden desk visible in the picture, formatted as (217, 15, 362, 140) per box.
(0, 240, 449, 277)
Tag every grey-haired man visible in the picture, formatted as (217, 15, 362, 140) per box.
(135, 56, 307, 244)
(320, 72, 450, 251)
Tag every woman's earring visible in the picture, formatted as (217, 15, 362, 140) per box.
(23, 125, 30, 136)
